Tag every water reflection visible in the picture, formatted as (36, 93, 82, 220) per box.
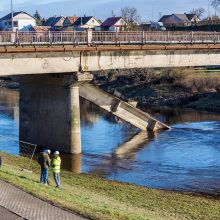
(0, 88, 19, 154)
(146, 106, 220, 125)
(114, 131, 155, 159)
(61, 154, 82, 174)
(1, 88, 220, 194)
(0, 88, 19, 120)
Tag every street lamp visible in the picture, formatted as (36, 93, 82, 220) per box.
(11, 0, 14, 31)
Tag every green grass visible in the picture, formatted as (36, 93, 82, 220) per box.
(0, 152, 220, 220)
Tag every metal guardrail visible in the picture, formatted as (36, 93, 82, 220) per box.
(0, 31, 220, 46)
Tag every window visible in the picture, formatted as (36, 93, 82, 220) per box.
(13, 21, 18, 27)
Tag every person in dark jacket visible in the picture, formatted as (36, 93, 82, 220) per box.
(37, 149, 51, 185)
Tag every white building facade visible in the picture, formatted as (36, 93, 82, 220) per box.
(0, 11, 36, 31)
(73, 16, 100, 30)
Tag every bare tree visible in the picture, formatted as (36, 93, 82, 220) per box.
(189, 8, 206, 19)
(212, 0, 220, 16)
(121, 6, 141, 29)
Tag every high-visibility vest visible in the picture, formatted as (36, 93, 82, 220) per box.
(51, 156, 61, 173)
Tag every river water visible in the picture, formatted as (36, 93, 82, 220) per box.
(1, 87, 220, 194)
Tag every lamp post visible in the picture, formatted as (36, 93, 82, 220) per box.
(11, 0, 14, 31)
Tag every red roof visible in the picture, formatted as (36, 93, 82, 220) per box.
(66, 16, 78, 24)
(101, 17, 124, 27)
(30, 26, 50, 32)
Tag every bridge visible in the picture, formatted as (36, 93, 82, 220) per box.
(1, 31, 220, 75)
(1, 30, 219, 154)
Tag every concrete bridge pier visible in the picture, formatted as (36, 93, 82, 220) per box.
(13, 73, 92, 154)
(69, 85, 81, 154)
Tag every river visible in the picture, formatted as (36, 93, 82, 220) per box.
(0, 87, 220, 194)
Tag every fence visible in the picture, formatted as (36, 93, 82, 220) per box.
(19, 141, 37, 172)
(0, 31, 220, 46)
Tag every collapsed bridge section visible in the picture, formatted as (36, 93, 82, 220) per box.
(79, 83, 170, 131)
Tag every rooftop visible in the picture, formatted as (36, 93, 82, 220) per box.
(0, 11, 35, 21)
(101, 17, 123, 27)
(65, 16, 78, 24)
(43, 16, 65, 27)
(159, 13, 197, 23)
(73, 16, 94, 26)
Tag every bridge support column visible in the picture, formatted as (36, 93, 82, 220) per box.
(13, 73, 92, 154)
(70, 86, 81, 154)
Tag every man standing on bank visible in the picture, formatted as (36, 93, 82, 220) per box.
(37, 149, 51, 185)
(51, 151, 61, 188)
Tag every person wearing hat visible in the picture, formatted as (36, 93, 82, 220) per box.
(37, 149, 51, 185)
(51, 151, 61, 188)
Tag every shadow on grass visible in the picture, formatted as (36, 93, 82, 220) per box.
(0, 169, 40, 184)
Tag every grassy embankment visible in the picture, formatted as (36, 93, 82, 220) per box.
(0, 152, 220, 220)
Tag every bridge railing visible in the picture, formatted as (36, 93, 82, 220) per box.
(0, 32, 13, 45)
(1, 30, 220, 45)
(15, 31, 88, 45)
(92, 31, 220, 44)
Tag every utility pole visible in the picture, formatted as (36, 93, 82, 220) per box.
(208, 0, 210, 18)
(11, 0, 14, 31)
(208, 0, 211, 31)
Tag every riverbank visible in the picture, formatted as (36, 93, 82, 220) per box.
(0, 152, 220, 220)
(0, 78, 19, 89)
(2, 68, 220, 112)
(95, 68, 220, 112)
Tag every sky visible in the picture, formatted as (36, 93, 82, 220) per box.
(0, 0, 216, 21)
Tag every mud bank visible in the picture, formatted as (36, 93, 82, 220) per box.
(94, 68, 220, 112)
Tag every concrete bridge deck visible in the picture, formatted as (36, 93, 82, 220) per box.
(1, 44, 220, 76)
(1, 43, 220, 53)
(0, 31, 220, 76)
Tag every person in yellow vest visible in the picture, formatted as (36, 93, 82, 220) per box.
(51, 151, 61, 188)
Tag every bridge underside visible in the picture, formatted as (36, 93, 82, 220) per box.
(1, 46, 220, 76)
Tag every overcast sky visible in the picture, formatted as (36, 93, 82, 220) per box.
(0, 0, 215, 21)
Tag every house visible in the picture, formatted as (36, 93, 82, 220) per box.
(72, 16, 100, 30)
(159, 13, 200, 27)
(63, 16, 78, 27)
(139, 21, 166, 31)
(100, 17, 127, 31)
(0, 11, 36, 31)
(43, 16, 65, 30)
